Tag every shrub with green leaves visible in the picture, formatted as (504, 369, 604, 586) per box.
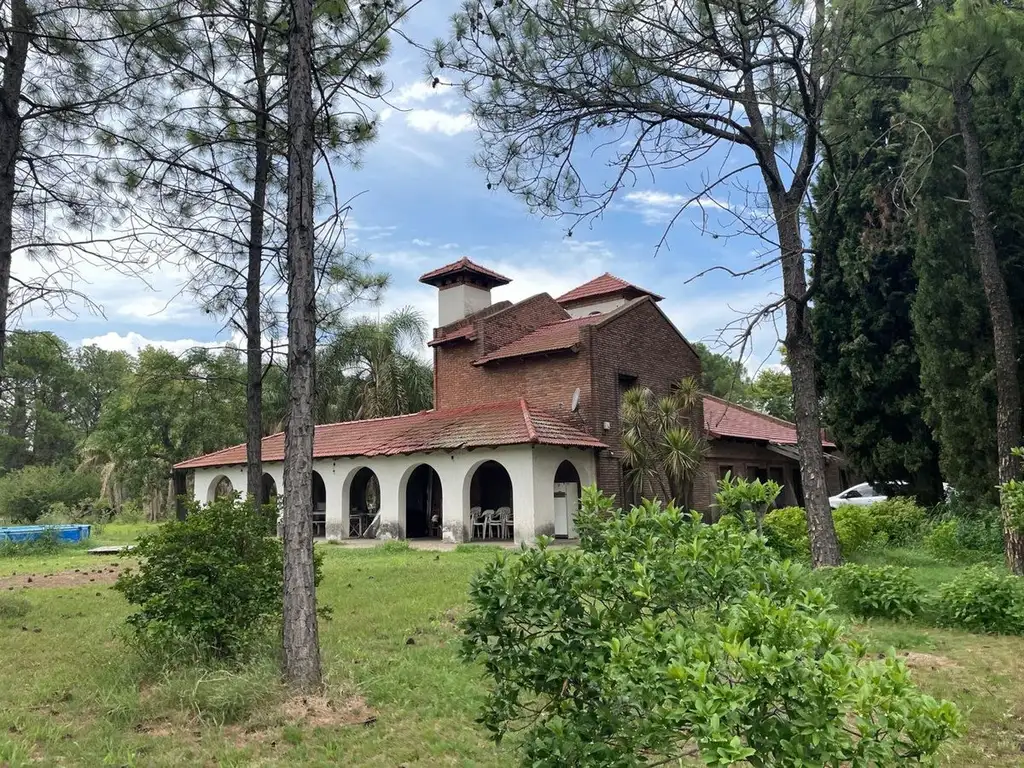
(762, 505, 809, 558)
(937, 566, 1024, 634)
(0, 466, 100, 523)
(827, 564, 924, 620)
(925, 514, 1002, 564)
(463, 487, 960, 766)
(713, 472, 781, 533)
(833, 504, 879, 556)
(869, 498, 927, 547)
(114, 496, 310, 662)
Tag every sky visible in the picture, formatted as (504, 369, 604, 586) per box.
(15, 3, 787, 373)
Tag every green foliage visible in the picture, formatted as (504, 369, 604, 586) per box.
(693, 342, 751, 401)
(870, 497, 928, 547)
(462, 487, 960, 766)
(762, 506, 809, 558)
(0, 530, 79, 558)
(924, 511, 1003, 564)
(114, 496, 302, 662)
(0, 466, 101, 524)
(747, 368, 794, 422)
(0, 595, 31, 619)
(827, 564, 924, 620)
(937, 567, 1024, 634)
(620, 383, 704, 504)
(833, 504, 880, 556)
(713, 472, 782, 533)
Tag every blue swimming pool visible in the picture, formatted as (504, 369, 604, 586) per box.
(0, 524, 91, 544)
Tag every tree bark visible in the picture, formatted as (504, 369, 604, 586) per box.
(0, 0, 32, 388)
(953, 80, 1024, 573)
(776, 200, 843, 567)
(246, 0, 270, 504)
(282, 0, 322, 690)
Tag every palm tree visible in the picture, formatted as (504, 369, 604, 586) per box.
(317, 308, 434, 422)
(620, 377, 705, 507)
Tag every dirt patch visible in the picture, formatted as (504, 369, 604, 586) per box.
(900, 651, 961, 671)
(278, 693, 376, 728)
(0, 564, 123, 590)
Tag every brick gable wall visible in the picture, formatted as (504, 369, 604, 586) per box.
(434, 294, 577, 411)
(586, 299, 702, 502)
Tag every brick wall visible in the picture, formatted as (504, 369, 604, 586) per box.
(586, 299, 703, 503)
(434, 294, 575, 411)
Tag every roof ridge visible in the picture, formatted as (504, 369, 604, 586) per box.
(520, 398, 539, 442)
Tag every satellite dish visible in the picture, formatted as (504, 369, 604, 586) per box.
(570, 387, 581, 412)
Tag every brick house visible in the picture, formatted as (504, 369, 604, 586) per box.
(175, 257, 844, 543)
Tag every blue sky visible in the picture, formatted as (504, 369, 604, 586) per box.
(18, 3, 786, 372)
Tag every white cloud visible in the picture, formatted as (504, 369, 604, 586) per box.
(405, 109, 474, 136)
(623, 190, 732, 225)
(411, 238, 431, 247)
(392, 80, 440, 105)
(80, 331, 232, 356)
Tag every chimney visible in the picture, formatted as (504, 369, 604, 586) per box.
(418, 257, 512, 327)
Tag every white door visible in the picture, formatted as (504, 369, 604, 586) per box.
(554, 483, 579, 538)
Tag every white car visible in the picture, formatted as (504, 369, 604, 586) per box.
(829, 482, 888, 509)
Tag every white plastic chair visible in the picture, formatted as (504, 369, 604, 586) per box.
(496, 506, 513, 539)
(470, 506, 485, 539)
(483, 509, 499, 539)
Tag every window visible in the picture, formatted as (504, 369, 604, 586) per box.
(719, 464, 734, 480)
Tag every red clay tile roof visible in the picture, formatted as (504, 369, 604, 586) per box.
(556, 273, 663, 305)
(427, 325, 476, 347)
(174, 400, 605, 469)
(703, 395, 835, 447)
(418, 257, 511, 287)
(473, 315, 604, 365)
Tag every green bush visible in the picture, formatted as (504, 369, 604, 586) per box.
(713, 472, 781, 532)
(114, 495, 318, 662)
(0, 466, 101, 523)
(924, 514, 1003, 564)
(833, 504, 879, 556)
(937, 567, 1024, 634)
(870, 498, 927, 547)
(762, 506, 809, 558)
(463, 487, 960, 766)
(827, 564, 924, 620)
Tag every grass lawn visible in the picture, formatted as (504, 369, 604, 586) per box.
(0, 527, 1023, 766)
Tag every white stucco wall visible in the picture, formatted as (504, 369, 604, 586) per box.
(189, 445, 597, 545)
(438, 283, 492, 326)
(563, 296, 626, 318)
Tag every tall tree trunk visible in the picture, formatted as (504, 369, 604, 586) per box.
(0, 0, 31, 388)
(953, 80, 1024, 573)
(776, 200, 842, 567)
(246, 1, 270, 503)
(282, 0, 322, 690)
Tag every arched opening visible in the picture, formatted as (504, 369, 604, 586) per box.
(208, 475, 234, 503)
(259, 474, 279, 534)
(469, 460, 514, 540)
(554, 460, 582, 539)
(312, 470, 327, 538)
(260, 473, 278, 504)
(405, 464, 442, 538)
(347, 467, 380, 538)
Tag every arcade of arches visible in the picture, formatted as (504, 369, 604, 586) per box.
(195, 446, 596, 545)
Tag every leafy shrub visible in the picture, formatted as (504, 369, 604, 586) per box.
(870, 498, 927, 547)
(116, 499, 147, 524)
(827, 564, 924, 620)
(833, 504, 879, 556)
(0, 595, 31, 619)
(0, 466, 101, 523)
(937, 567, 1024, 634)
(925, 514, 1003, 564)
(762, 506, 809, 558)
(463, 487, 960, 766)
(114, 496, 319, 662)
(713, 472, 781, 532)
